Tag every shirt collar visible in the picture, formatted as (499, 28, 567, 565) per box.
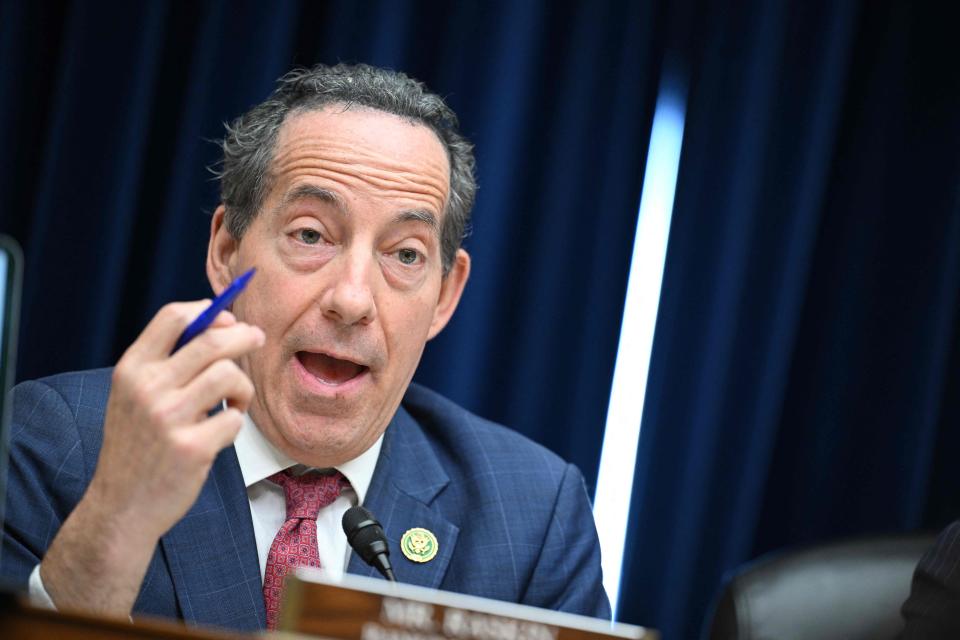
(233, 412, 383, 506)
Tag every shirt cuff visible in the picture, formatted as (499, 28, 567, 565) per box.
(28, 564, 57, 610)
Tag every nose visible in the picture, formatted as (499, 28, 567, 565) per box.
(319, 250, 377, 326)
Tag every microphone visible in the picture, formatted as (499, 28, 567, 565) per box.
(342, 506, 396, 582)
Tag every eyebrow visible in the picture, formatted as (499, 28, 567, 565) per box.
(279, 184, 440, 236)
(279, 184, 346, 211)
(393, 209, 439, 235)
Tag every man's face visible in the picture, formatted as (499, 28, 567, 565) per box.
(207, 106, 470, 467)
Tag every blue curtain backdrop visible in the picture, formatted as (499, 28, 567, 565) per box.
(2, 2, 959, 639)
(624, 2, 960, 638)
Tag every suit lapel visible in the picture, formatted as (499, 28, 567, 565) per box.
(348, 406, 459, 589)
(160, 446, 265, 631)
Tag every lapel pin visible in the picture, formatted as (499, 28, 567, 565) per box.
(401, 527, 439, 563)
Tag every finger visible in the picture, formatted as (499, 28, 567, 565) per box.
(124, 301, 213, 362)
(176, 358, 256, 419)
(165, 323, 265, 385)
(209, 310, 237, 328)
(191, 407, 246, 455)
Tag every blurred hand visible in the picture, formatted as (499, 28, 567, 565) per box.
(40, 300, 265, 617)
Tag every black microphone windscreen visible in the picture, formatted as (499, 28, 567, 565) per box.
(342, 505, 377, 537)
(342, 505, 393, 580)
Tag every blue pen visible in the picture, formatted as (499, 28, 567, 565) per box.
(172, 268, 256, 353)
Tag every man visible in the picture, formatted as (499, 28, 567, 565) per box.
(899, 519, 960, 637)
(1, 63, 610, 631)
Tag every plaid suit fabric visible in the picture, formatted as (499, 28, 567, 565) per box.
(1, 369, 611, 633)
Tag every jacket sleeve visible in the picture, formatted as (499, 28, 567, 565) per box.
(519, 462, 612, 619)
(899, 520, 960, 638)
(1, 379, 90, 588)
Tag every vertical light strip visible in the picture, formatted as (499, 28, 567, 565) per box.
(594, 78, 686, 619)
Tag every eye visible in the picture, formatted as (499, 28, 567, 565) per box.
(397, 248, 421, 265)
(297, 228, 322, 245)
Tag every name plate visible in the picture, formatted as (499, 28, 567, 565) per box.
(280, 572, 656, 640)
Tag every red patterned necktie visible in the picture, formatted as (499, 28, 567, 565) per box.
(262, 469, 347, 630)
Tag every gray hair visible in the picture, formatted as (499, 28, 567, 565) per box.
(215, 63, 476, 273)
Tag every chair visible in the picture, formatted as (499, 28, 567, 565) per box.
(705, 533, 936, 640)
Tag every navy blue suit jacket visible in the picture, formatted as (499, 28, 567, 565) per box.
(1, 369, 610, 631)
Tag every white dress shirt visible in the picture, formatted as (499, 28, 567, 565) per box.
(29, 412, 383, 607)
(233, 411, 383, 580)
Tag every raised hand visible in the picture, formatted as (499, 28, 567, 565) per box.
(39, 300, 264, 617)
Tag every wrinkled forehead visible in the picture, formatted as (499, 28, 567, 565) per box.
(269, 105, 451, 211)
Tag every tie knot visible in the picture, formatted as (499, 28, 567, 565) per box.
(269, 469, 347, 520)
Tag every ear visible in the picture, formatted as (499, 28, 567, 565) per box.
(427, 249, 471, 340)
(206, 204, 239, 296)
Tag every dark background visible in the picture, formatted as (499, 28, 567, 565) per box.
(2, 1, 959, 638)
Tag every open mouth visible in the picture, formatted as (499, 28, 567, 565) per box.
(296, 351, 369, 386)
